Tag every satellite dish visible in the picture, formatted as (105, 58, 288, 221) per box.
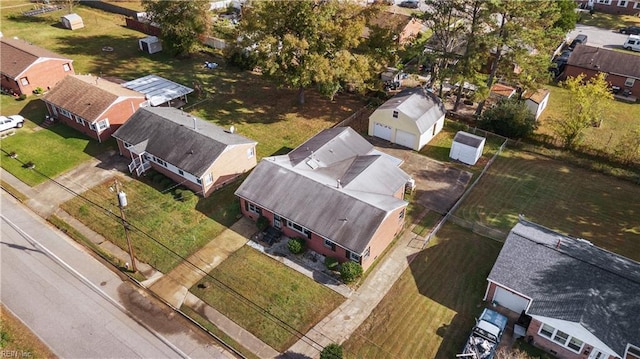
(229, 125, 235, 133)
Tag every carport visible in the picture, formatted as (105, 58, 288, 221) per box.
(122, 75, 193, 107)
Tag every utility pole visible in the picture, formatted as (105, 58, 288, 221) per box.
(114, 179, 137, 272)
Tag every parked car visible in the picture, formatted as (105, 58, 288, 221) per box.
(623, 34, 640, 52)
(399, 0, 419, 8)
(619, 26, 640, 35)
(0, 115, 25, 132)
(569, 34, 588, 50)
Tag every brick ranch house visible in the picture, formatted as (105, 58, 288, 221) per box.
(0, 37, 74, 95)
(484, 218, 640, 359)
(564, 45, 640, 97)
(235, 127, 411, 272)
(113, 107, 257, 197)
(575, 0, 640, 15)
(42, 75, 146, 142)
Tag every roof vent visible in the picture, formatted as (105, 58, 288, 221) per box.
(337, 179, 341, 188)
(193, 117, 197, 130)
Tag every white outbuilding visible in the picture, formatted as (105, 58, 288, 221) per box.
(450, 131, 485, 165)
(139, 36, 162, 54)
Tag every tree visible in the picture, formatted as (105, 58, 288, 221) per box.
(320, 343, 343, 359)
(553, 0, 580, 32)
(549, 73, 613, 149)
(478, 98, 537, 138)
(142, 0, 209, 56)
(237, 1, 382, 104)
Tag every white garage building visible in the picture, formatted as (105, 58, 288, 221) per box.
(450, 131, 485, 166)
(368, 88, 446, 151)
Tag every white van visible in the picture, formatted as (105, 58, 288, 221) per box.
(623, 35, 640, 52)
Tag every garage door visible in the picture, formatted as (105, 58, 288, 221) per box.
(494, 287, 529, 313)
(395, 129, 416, 149)
(373, 123, 392, 141)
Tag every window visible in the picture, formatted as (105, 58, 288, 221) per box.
(625, 78, 636, 87)
(399, 209, 405, 219)
(178, 169, 184, 175)
(124, 142, 132, 148)
(539, 324, 554, 338)
(392, 110, 399, 118)
(363, 247, 370, 259)
(288, 220, 312, 239)
(247, 147, 255, 158)
(156, 158, 166, 167)
(74, 115, 85, 125)
(324, 239, 336, 251)
(627, 345, 640, 359)
(567, 337, 583, 352)
(635, 2, 640, 9)
(20, 77, 29, 86)
(59, 108, 71, 118)
(63, 63, 71, 72)
(248, 202, 262, 215)
(97, 119, 109, 131)
(618, 0, 628, 6)
(89, 122, 97, 131)
(597, 0, 612, 4)
(553, 330, 569, 345)
(197, 178, 202, 184)
(204, 173, 213, 185)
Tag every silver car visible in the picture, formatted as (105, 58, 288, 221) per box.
(0, 115, 25, 132)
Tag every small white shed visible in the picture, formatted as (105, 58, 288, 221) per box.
(524, 89, 550, 120)
(450, 131, 485, 165)
(60, 13, 84, 30)
(139, 36, 162, 54)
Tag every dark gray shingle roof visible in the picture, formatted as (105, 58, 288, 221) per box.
(235, 127, 409, 253)
(377, 87, 446, 133)
(567, 45, 640, 79)
(488, 220, 640, 356)
(453, 131, 484, 148)
(112, 107, 256, 177)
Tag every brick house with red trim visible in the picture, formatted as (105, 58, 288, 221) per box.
(0, 37, 74, 95)
(235, 127, 411, 272)
(112, 107, 257, 197)
(42, 75, 145, 142)
(564, 45, 640, 97)
(575, 0, 640, 15)
(484, 219, 640, 359)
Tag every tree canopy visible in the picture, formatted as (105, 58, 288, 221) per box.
(478, 98, 537, 138)
(142, 0, 209, 56)
(237, 0, 384, 104)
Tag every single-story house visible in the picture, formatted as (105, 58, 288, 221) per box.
(449, 131, 485, 165)
(484, 218, 640, 359)
(42, 75, 146, 142)
(121, 75, 193, 107)
(0, 37, 74, 95)
(575, 0, 640, 15)
(113, 107, 257, 197)
(523, 89, 550, 120)
(564, 45, 640, 97)
(368, 87, 446, 151)
(235, 127, 411, 272)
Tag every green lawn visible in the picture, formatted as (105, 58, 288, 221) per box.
(577, 11, 640, 30)
(190, 246, 345, 352)
(61, 175, 241, 273)
(343, 223, 503, 359)
(455, 148, 640, 261)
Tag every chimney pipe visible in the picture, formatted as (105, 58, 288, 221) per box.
(556, 238, 561, 249)
(337, 179, 341, 188)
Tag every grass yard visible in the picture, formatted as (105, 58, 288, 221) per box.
(343, 223, 503, 359)
(455, 148, 640, 260)
(190, 246, 345, 352)
(577, 11, 640, 30)
(61, 176, 241, 273)
(0, 305, 57, 359)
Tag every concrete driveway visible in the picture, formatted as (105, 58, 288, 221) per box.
(568, 24, 630, 50)
(369, 137, 473, 214)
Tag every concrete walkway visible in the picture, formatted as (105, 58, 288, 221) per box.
(148, 218, 253, 308)
(286, 208, 430, 357)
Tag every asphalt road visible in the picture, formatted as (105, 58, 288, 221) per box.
(568, 24, 630, 50)
(0, 193, 234, 359)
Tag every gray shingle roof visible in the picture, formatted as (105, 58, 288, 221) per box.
(377, 87, 446, 133)
(0, 37, 71, 78)
(112, 107, 256, 177)
(567, 44, 640, 79)
(235, 127, 409, 254)
(453, 131, 484, 148)
(488, 219, 640, 356)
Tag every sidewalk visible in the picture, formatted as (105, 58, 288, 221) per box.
(286, 207, 430, 357)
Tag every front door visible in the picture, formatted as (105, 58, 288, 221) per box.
(588, 348, 604, 359)
(273, 215, 282, 229)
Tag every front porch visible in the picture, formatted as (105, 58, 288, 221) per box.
(127, 152, 151, 176)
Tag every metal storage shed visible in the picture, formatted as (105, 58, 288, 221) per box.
(450, 131, 485, 165)
(138, 36, 162, 54)
(60, 13, 84, 30)
(121, 75, 193, 107)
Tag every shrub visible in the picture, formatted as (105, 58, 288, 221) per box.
(339, 261, 363, 283)
(17, 94, 27, 101)
(180, 189, 195, 202)
(227, 49, 258, 71)
(174, 188, 184, 200)
(287, 237, 306, 255)
(256, 215, 269, 231)
(324, 257, 339, 271)
(32, 87, 44, 95)
(160, 178, 173, 189)
(320, 343, 343, 359)
(478, 98, 537, 139)
(152, 173, 164, 184)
